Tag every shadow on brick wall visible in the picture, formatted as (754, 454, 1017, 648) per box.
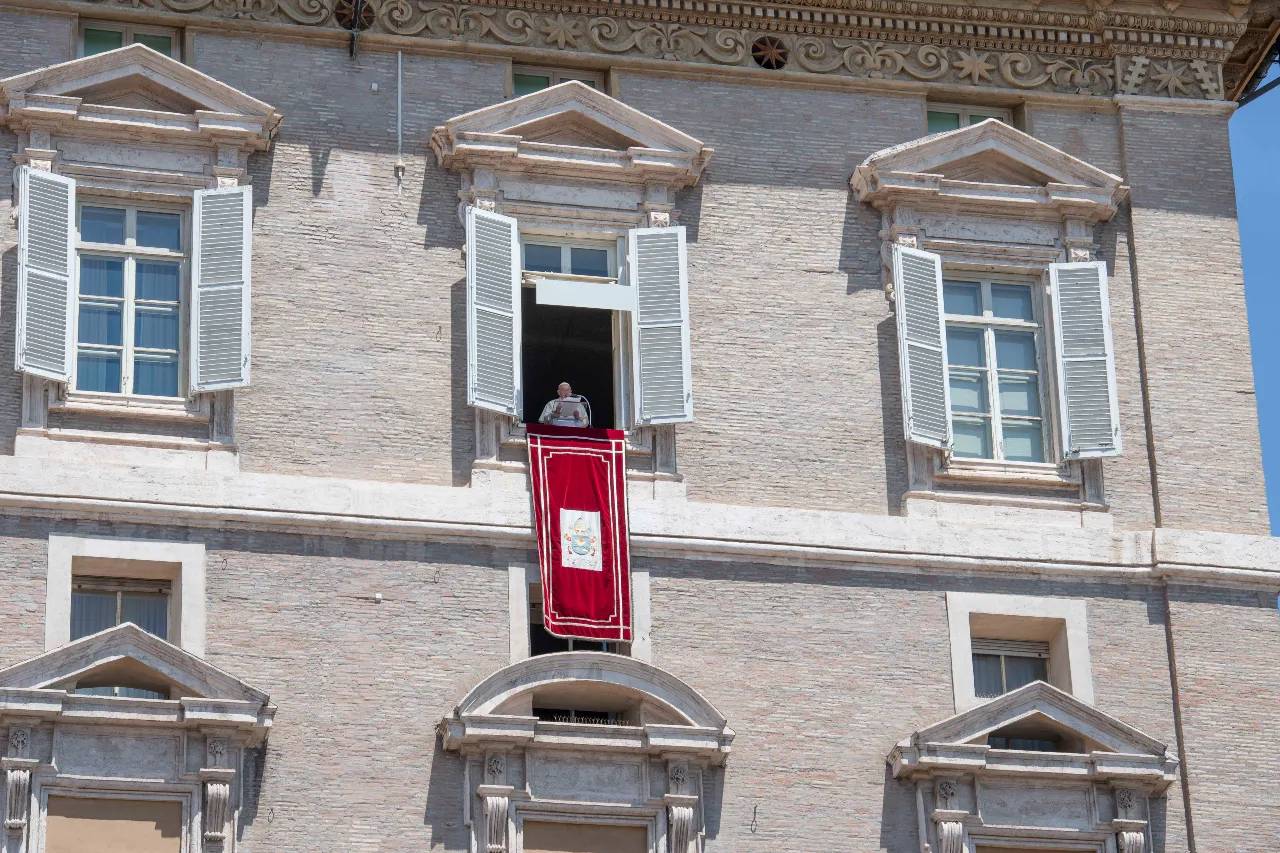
(450, 277, 475, 486)
(423, 730, 470, 849)
(879, 764, 921, 852)
(877, 316, 908, 515)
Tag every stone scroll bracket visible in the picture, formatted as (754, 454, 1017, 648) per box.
(200, 733, 237, 853)
(477, 784, 514, 853)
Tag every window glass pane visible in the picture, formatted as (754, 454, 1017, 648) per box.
(948, 370, 988, 414)
(969, 113, 1003, 125)
(1007, 737, 1057, 751)
(136, 261, 181, 302)
(131, 33, 173, 56)
(569, 247, 609, 277)
(926, 110, 962, 134)
(117, 686, 168, 700)
(136, 211, 181, 251)
(79, 257, 124, 298)
(80, 207, 125, 244)
(135, 305, 179, 350)
(71, 592, 116, 640)
(78, 303, 122, 346)
(1002, 420, 1044, 463)
(523, 243, 562, 273)
(74, 686, 116, 696)
(134, 353, 180, 398)
(943, 281, 982, 316)
(951, 415, 992, 459)
(998, 374, 1039, 417)
(76, 351, 122, 393)
(565, 77, 598, 89)
(946, 327, 985, 367)
(121, 594, 168, 639)
(82, 28, 124, 56)
(994, 331, 1037, 371)
(1003, 654, 1048, 691)
(990, 284, 1034, 321)
(973, 653, 1004, 698)
(513, 73, 551, 97)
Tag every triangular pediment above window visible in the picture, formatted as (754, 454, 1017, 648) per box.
(432, 81, 711, 187)
(889, 681, 1178, 790)
(0, 44, 281, 144)
(0, 623, 268, 705)
(852, 119, 1126, 219)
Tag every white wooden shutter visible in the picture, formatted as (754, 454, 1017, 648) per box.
(892, 244, 951, 448)
(466, 207, 521, 416)
(191, 185, 252, 391)
(628, 225, 692, 424)
(1050, 261, 1122, 458)
(15, 167, 75, 382)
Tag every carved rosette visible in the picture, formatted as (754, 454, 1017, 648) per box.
(477, 784, 513, 853)
(664, 793, 698, 853)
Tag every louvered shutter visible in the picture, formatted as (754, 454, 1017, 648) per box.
(628, 226, 693, 424)
(892, 245, 951, 448)
(15, 167, 75, 382)
(466, 207, 521, 416)
(191, 185, 252, 391)
(1050, 261, 1122, 458)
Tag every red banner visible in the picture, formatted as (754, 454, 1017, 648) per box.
(527, 424, 632, 642)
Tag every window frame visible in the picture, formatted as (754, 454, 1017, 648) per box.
(971, 637, 1050, 698)
(942, 274, 1051, 464)
(73, 198, 189, 401)
(78, 21, 182, 60)
(510, 64, 605, 98)
(518, 231, 631, 429)
(508, 563, 651, 663)
(70, 575, 172, 642)
(924, 102, 1013, 134)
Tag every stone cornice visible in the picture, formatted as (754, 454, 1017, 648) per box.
(0, 0, 1249, 99)
(0, 456, 1277, 590)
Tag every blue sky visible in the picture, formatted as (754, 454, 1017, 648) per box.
(1232, 66, 1280, 532)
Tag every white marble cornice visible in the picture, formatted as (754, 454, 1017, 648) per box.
(0, 456, 1278, 589)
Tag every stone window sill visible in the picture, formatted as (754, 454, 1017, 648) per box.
(500, 420, 655, 457)
(51, 390, 211, 423)
(934, 456, 1079, 487)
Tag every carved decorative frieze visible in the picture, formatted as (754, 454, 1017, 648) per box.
(26, 0, 1247, 99)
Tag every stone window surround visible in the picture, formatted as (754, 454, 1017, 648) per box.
(946, 591, 1093, 712)
(432, 81, 709, 497)
(852, 117, 1127, 519)
(440, 652, 731, 853)
(46, 534, 206, 656)
(1, 45, 280, 472)
(509, 563, 652, 663)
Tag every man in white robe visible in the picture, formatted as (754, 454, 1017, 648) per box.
(538, 382, 590, 427)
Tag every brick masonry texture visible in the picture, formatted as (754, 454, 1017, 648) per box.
(1167, 585, 1280, 851)
(0, 19, 1268, 532)
(0, 514, 1206, 852)
(1119, 109, 1270, 534)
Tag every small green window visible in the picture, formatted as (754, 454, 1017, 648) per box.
(513, 73, 552, 97)
(564, 76, 597, 89)
(969, 113, 1003, 125)
(926, 110, 962, 134)
(133, 33, 174, 56)
(82, 28, 125, 56)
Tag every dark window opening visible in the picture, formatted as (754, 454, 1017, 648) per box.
(520, 288, 615, 428)
(533, 707, 631, 726)
(987, 734, 1059, 752)
(75, 685, 169, 700)
(529, 592, 619, 656)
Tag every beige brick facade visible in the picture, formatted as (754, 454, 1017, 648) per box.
(0, 1, 1277, 852)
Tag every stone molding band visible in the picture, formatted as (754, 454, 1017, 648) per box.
(5, 0, 1242, 99)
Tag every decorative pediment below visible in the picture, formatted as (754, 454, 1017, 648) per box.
(889, 682, 1176, 853)
(852, 119, 1127, 223)
(440, 651, 733, 762)
(0, 623, 274, 743)
(432, 81, 712, 198)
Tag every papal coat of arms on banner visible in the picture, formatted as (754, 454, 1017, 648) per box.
(560, 509, 602, 571)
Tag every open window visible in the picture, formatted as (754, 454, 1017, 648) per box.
(435, 81, 709, 489)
